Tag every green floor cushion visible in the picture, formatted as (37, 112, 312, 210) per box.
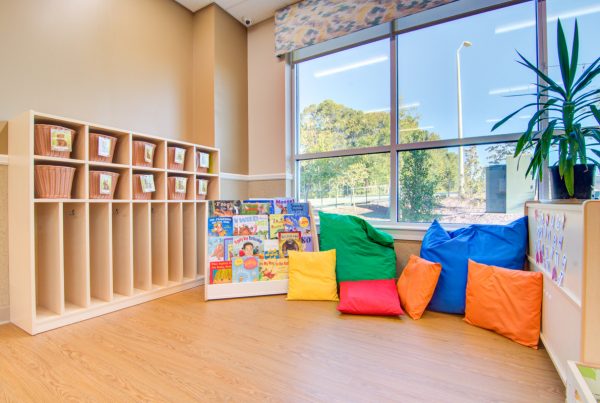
(319, 212, 396, 282)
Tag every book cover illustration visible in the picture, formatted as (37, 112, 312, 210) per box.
(288, 202, 309, 216)
(301, 234, 314, 252)
(233, 215, 269, 237)
(269, 214, 285, 239)
(263, 239, 280, 259)
(209, 200, 241, 217)
(232, 256, 259, 283)
(209, 261, 232, 284)
(208, 237, 225, 262)
(273, 198, 295, 214)
(240, 202, 271, 215)
(208, 217, 233, 237)
(232, 236, 264, 258)
(259, 258, 289, 281)
(278, 231, 302, 258)
(283, 215, 311, 234)
(243, 199, 275, 214)
(223, 237, 234, 260)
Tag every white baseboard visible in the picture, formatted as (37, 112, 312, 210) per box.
(0, 305, 9, 324)
(221, 172, 292, 181)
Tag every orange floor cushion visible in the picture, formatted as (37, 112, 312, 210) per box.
(397, 255, 441, 320)
(464, 259, 542, 348)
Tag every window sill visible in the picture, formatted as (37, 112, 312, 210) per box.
(315, 221, 466, 241)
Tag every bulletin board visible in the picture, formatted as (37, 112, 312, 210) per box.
(203, 198, 319, 300)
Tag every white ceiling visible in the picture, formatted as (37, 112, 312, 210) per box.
(174, 0, 296, 26)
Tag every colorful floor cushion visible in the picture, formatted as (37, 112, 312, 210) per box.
(319, 212, 396, 282)
(464, 260, 542, 348)
(286, 250, 339, 301)
(397, 255, 441, 320)
(337, 279, 403, 316)
(420, 217, 528, 314)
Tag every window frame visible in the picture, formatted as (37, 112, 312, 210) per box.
(291, 0, 550, 228)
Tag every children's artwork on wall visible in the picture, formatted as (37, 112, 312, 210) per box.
(532, 209, 568, 288)
(205, 199, 318, 300)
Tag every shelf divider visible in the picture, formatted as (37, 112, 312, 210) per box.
(63, 203, 90, 308)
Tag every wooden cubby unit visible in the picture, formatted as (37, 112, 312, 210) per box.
(8, 111, 221, 334)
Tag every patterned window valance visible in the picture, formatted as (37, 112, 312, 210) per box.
(275, 0, 459, 56)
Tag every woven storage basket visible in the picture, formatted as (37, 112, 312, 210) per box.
(168, 147, 186, 171)
(168, 177, 187, 200)
(34, 124, 77, 158)
(133, 141, 156, 167)
(34, 165, 76, 199)
(196, 151, 209, 173)
(133, 174, 154, 200)
(89, 133, 117, 163)
(89, 171, 119, 199)
(196, 178, 208, 200)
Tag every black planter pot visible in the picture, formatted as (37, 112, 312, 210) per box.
(550, 164, 596, 199)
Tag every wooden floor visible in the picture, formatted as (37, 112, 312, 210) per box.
(0, 287, 564, 402)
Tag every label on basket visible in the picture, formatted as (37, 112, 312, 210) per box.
(140, 175, 155, 193)
(199, 152, 210, 168)
(99, 174, 112, 195)
(144, 144, 154, 163)
(198, 179, 208, 195)
(50, 128, 72, 152)
(98, 136, 111, 157)
(175, 177, 187, 193)
(174, 148, 186, 164)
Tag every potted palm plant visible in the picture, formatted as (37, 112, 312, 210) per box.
(493, 19, 600, 199)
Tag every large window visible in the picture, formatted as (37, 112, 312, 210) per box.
(293, 0, 596, 224)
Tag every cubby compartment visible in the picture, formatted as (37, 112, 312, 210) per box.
(34, 161, 85, 200)
(167, 174, 190, 200)
(196, 175, 219, 201)
(167, 142, 195, 172)
(132, 203, 151, 291)
(112, 203, 133, 296)
(196, 202, 208, 277)
(63, 203, 89, 309)
(168, 203, 183, 283)
(35, 203, 64, 317)
(89, 203, 112, 302)
(34, 117, 86, 161)
(133, 170, 166, 201)
(182, 203, 197, 280)
(88, 127, 130, 165)
(151, 203, 168, 286)
(132, 135, 165, 169)
(195, 146, 219, 175)
(89, 168, 130, 200)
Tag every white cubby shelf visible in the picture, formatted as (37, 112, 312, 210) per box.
(8, 110, 220, 334)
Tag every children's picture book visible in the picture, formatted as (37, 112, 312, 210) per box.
(269, 214, 285, 239)
(209, 200, 241, 217)
(263, 239, 280, 259)
(273, 198, 295, 214)
(232, 256, 259, 283)
(223, 237, 234, 260)
(288, 202, 309, 216)
(283, 215, 311, 234)
(244, 199, 275, 214)
(259, 258, 289, 281)
(208, 237, 225, 262)
(301, 234, 314, 252)
(278, 231, 302, 258)
(209, 261, 232, 284)
(233, 215, 269, 237)
(240, 202, 271, 215)
(208, 217, 233, 237)
(232, 236, 264, 258)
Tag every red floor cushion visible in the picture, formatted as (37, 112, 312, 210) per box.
(337, 279, 403, 316)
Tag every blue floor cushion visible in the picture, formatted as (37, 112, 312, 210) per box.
(420, 217, 528, 314)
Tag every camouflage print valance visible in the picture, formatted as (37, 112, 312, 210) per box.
(275, 0, 459, 56)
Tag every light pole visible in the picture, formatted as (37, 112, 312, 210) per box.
(457, 40, 472, 197)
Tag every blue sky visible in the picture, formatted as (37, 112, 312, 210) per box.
(297, 0, 600, 163)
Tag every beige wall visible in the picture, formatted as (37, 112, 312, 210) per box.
(247, 19, 287, 176)
(0, 0, 194, 142)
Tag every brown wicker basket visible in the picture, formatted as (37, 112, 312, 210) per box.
(133, 141, 156, 167)
(168, 147, 186, 171)
(133, 174, 155, 200)
(34, 124, 77, 158)
(89, 133, 117, 163)
(89, 171, 120, 199)
(196, 178, 208, 200)
(34, 165, 76, 199)
(196, 151, 209, 173)
(168, 177, 187, 200)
